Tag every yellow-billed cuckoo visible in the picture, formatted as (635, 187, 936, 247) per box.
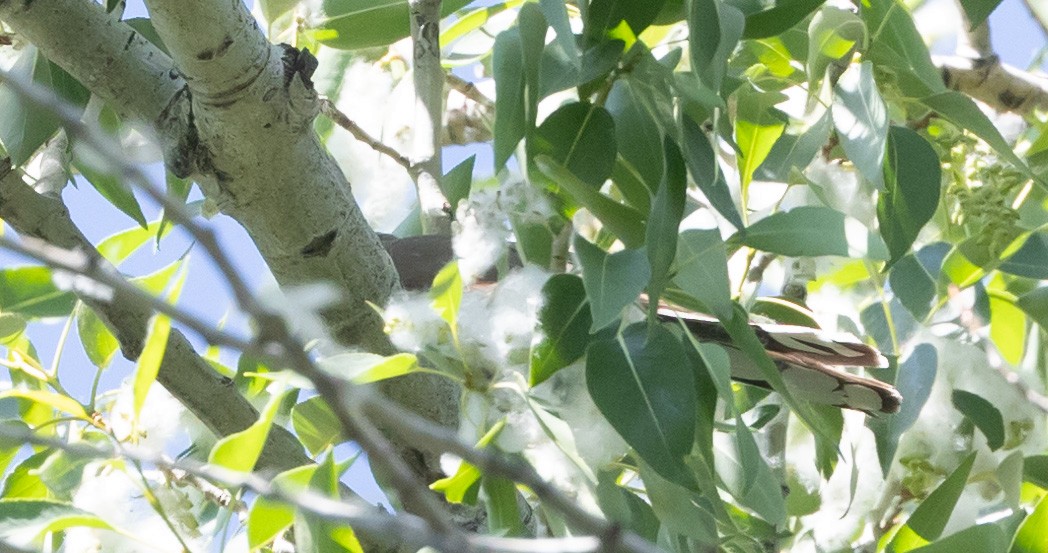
(380, 234, 902, 415)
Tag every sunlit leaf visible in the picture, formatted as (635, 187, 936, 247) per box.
(832, 62, 887, 188)
(209, 389, 289, 472)
(0, 499, 112, 548)
(292, 396, 344, 456)
(309, 0, 472, 50)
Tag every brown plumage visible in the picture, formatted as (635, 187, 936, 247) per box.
(381, 234, 902, 414)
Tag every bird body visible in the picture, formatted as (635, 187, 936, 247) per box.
(381, 234, 902, 415)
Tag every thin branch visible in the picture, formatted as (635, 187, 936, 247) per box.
(0, 69, 266, 323)
(0, 424, 605, 553)
(0, 234, 259, 357)
(359, 393, 665, 553)
(446, 73, 495, 110)
(319, 97, 415, 174)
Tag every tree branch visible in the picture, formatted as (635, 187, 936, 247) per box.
(0, 161, 311, 473)
(410, 0, 452, 234)
(0, 0, 400, 351)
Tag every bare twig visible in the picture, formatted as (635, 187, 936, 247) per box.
(446, 73, 495, 110)
(319, 97, 415, 174)
(1021, 0, 1048, 37)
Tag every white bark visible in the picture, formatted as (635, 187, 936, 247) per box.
(0, 0, 399, 351)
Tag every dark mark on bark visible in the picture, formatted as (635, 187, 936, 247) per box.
(196, 35, 234, 61)
(301, 229, 338, 258)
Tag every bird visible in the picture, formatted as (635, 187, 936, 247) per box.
(379, 233, 902, 415)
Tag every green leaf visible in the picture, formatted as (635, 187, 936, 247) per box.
(908, 520, 1019, 553)
(493, 28, 525, 170)
(743, 0, 824, 39)
(0, 499, 112, 548)
(1012, 492, 1048, 553)
(492, 6, 546, 170)
(585, 0, 667, 43)
(734, 206, 888, 259)
(646, 138, 687, 305)
(1018, 286, 1048, 333)
(539, 0, 579, 66)
(76, 305, 119, 369)
(595, 471, 660, 542)
(132, 313, 171, 418)
(430, 261, 462, 339)
(586, 323, 696, 487)
(431, 422, 504, 504)
(689, 0, 743, 93)
(958, 0, 1005, 28)
(573, 235, 651, 331)
(482, 476, 526, 537)
(210, 390, 290, 472)
(1001, 233, 1048, 279)
(319, 352, 420, 383)
(755, 108, 834, 184)
(1024, 455, 1048, 489)
(681, 115, 744, 228)
(0, 312, 25, 344)
(0, 267, 75, 318)
(878, 126, 942, 267)
(674, 229, 733, 321)
(867, 344, 937, 475)
(639, 460, 720, 546)
(95, 218, 171, 266)
(309, 0, 472, 50)
(441, 155, 474, 217)
(248, 464, 328, 548)
(0, 390, 88, 420)
(808, 7, 865, 85)
(295, 455, 363, 553)
(72, 145, 148, 229)
(259, 0, 300, 23)
(157, 171, 192, 243)
(0, 47, 88, 165)
(832, 62, 887, 188)
(536, 156, 648, 248)
(862, 0, 945, 98)
(891, 452, 977, 548)
(715, 416, 787, 525)
(921, 91, 1028, 178)
(890, 253, 937, 320)
(988, 276, 1026, 365)
(529, 274, 592, 386)
(735, 86, 787, 201)
(292, 396, 345, 456)
(528, 102, 617, 189)
(606, 81, 663, 209)
(951, 390, 1005, 451)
